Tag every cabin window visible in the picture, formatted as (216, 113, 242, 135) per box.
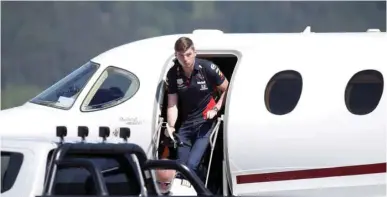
(1, 151, 24, 193)
(264, 70, 303, 115)
(81, 66, 140, 112)
(344, 69, 384, 115)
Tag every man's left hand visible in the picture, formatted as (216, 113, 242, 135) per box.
(206, 109, 218, 119)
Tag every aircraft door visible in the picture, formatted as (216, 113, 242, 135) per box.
(224, 51, 271, 195)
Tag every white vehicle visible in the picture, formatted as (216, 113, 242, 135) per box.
(1, 127, 211, 197)
(1, 27, 386, 197)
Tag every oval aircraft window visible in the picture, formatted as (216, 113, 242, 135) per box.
(345, 69, 384, 115)
(81, 66, 140, 112)
(264, 70, 303, 115)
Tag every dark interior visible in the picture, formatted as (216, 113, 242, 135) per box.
(347, 83, 384, 115)
(1, 151, 24, 193)
(267, 78, 303, 115)
(51, 154, 141, 196)
(88, 87, 125, 107)
(345, 70, 384, 115)
(158, 54, 238, 195)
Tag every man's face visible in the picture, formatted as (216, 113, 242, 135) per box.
(157, 180, 172, 194)
(155, 169, 175, 194)
(175, 47, 196, 68)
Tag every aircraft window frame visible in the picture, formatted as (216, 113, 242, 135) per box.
(80, 66, 140, 112)
(264, 70, 303, 115)
(29, 61, 100, 110)
(344, 69, 384, 115)
(1, 151, 24, 193)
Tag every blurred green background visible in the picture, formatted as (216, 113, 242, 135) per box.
(1, 1, 386, 109)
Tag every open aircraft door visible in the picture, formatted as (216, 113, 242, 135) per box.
(224, 50, 275, 195)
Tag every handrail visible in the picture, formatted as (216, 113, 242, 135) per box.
(146, 116, 165, 157)
(205, 115, 223, 187)
(209, 116, 223, 148)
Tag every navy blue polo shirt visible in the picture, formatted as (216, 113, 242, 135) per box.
(166, 58, 226, 124)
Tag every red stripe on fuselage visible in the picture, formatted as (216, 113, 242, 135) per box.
(236, 163, 386, 184)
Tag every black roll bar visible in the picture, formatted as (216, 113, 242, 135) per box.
(143, 159, 213, 196)
(45, 158, 108, 196)
(43, 143, 152, 196)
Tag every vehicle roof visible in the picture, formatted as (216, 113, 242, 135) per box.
(0, 136, 100, 146)
(1, 136, 58, 150)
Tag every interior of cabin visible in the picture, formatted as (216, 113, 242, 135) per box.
(344, 69, 384, 115)
(156, 53, 238, 195)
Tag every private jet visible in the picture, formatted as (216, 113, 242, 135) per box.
(1, 27, 386, 197)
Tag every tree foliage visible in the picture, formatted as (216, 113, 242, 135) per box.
(1, 1, 386, 109)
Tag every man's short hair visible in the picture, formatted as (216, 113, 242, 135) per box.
(174, 37, 194, 52)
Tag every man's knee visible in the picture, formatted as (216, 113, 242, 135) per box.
(187, 141, 209, 170)
(186, 159, 200, 173)
(177, 144, 190, 158)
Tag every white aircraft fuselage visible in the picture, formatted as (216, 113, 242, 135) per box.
(0, 28, 386, 197)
